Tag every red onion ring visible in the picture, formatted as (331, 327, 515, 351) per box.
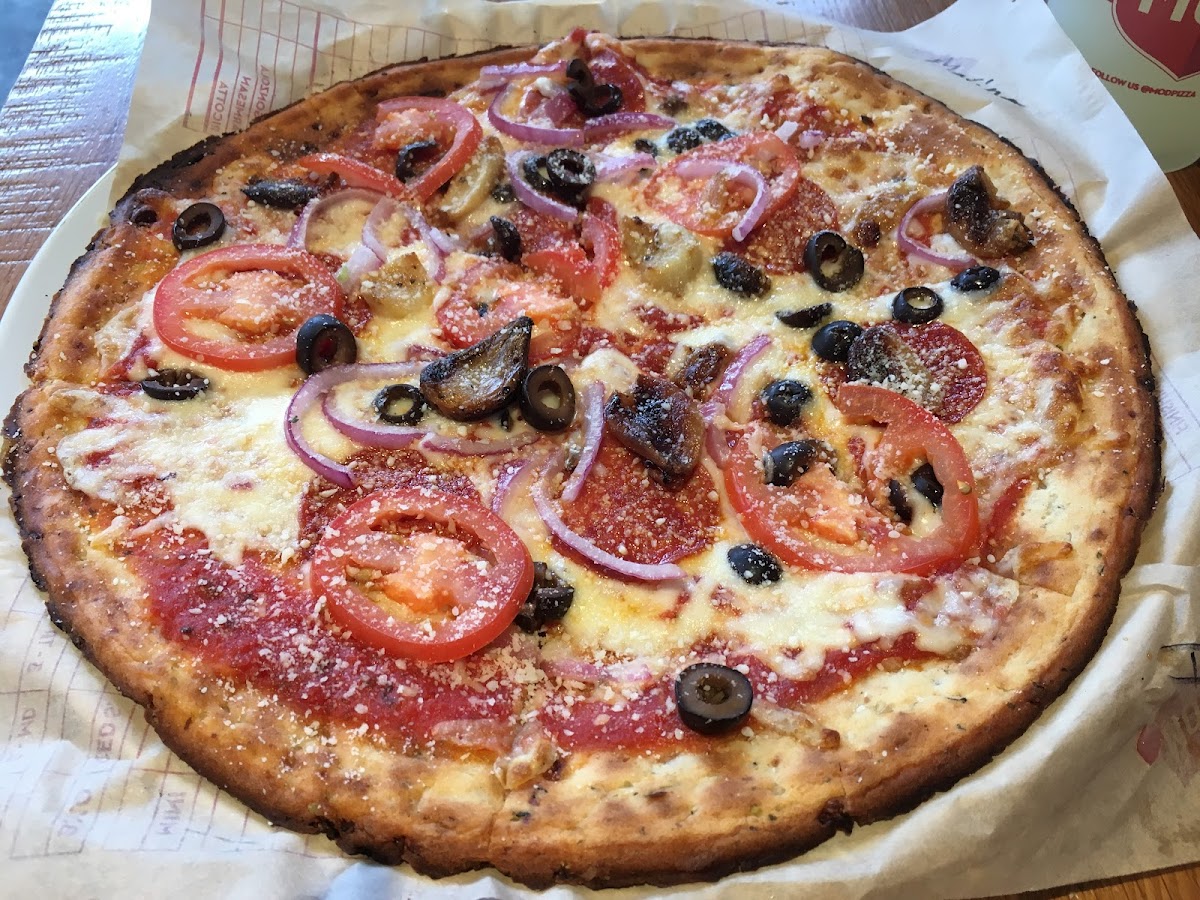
(897, 192, 975, 271)
(321, 374, 427, 451)
(559, 380, 605, 503)
(582, 111, 676, 142)
(704, 335, 771, 467)
(408, 206, 448, 282)
(491, 457, 537, 515)
(288, 188, 383, 251)
(284, 367, 359, 488)
(672, 158, 769, 242)
(477, 60, 567, 91)
(531, 479, 687, 582)
(335, 243, 384, 292)
(360, 196, 401, 261)
(591, 151, 656, 184)
(488, 85, 585, 147)
(421, 430, 541, 457)
(505, 151, 579, 222)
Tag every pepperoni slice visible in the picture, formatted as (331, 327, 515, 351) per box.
(725, 177, 839, 274)
(559, 442, 719, 566)
(587, 48, 647, 113)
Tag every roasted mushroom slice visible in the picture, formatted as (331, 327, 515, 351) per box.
(674, 342, 731, 399)
(419, 316, 532, 421)
(945, 166, 1033, 259)
(604, 374, 704, 483)
(845, 324, 933, 409)
(434, 135, 504, 221)
(621, 217, 704, 294)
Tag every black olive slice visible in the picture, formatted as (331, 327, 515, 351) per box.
(604, 374, 704, 482)
(566, 58, 593, 87)
(763, 440, 819, 487)
(665, 126, 703, 154)
(491, 181, 516, 204)
(804, 230, 865, 292)
(520, 365, 576, 432)
(632, 138, 658, 157)
(570, 82, 623, 117)
(140, 368, 210, 401)
(296, 314, 358, 375)
(172, 202, 226, 251)
(760, 379, 812, 427)
(395, 139, 440, 182)
(515, 562, 576, 633)
(241, 178, 318, 210)
(373, 384, 425, 426)
(420, 316, 532, 421)
(776, 302, 833, 329)
(675, 663, 753, 735)
(727, 543, 783, 585)
(712, 252, 770, 296)
(521, 155, 554, 193)
(912, 462, 944, 507)
(812, 320, 863, 362)
(485, 216, 522, 262)
(695, 118, 735, 142)
(888, 478, 914, 525)
(892, 286, 944, 325)
(545, 148, 595, 204)
(951, 265, 1001, 292)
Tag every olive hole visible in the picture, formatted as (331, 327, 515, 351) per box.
(180, 211, 214, 238)
(696, 676, 731, 705)
(130, 205, 158, 226)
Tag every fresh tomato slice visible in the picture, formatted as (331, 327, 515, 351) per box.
(644, 132, 801, 239)
(724, 384, 979, 574)
(518, 198, 619, 305)
(310, 487, 534, 662)
(297, 152, 410, 199)
(436, 260, 580, 363)
(152, 243, 345, 372)
(373, 97, 483, 201)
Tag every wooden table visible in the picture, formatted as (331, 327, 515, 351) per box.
(0, 1, 1196, 897)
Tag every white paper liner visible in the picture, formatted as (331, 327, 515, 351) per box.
(2, 0, 1199, 896)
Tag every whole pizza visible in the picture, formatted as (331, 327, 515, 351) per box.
(3, 30, 1159, 887)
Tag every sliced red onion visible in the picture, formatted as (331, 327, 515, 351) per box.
(321, 396, 424, 450)
(582, 112, 676, 142)
(531, 480, 686, 582)
(672, 158, 769, 242)
(335, 243, 385, 293)
(492, 457, 536, 514)
(505, 151, 579, 222)
(704, 335, 771, 468)
(288, 188, 383, 251)
(591, 151, 656, 184)
(284, 368, 358, 489)
(488, 85, 585, 147)
(408, 206, 448, 282)
(421, 430, 541, 457)
(477, 60, 567, 91)
(428, 226, 463, 255)
(897, 191, 975, 271)
(560, 380, 605, 503)
(361, 195, 402, 261)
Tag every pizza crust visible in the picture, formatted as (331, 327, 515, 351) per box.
(3, 35, 1159, 887)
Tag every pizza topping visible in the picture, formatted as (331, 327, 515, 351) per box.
(845, 325, 932, 408)
(763, 439, 825, 487)
(812, 320, 863, 362)
(645, 132, 800, 240)
(559, 380, 605, 503)
(726, 177, 839, 275)
(153, 243, 346, 372)
(485, 215, 522, 261)
(295, 313, 358, 375)
(519, 364, 576, 432)
(912, 461, 944, 507)
(712, 252, 771, 296)
(542, 148, 596, 206)
(951, 264, 1002, 292)
(760, 379, 812, 427)
(675, 663, 754, 735)
(675, 343, 732, 400)
(888, 479, 914, 524)
(804, 230, 865, 292)
(945, 166, 1034, 259)
(374, 97, 484, 201)
(604, 374, 704, 482)
(727, 543, 783, 585)
(419, 316, 532, 421)
(172, 202, 226, 251)
(515, 561, 576, 632)
(622, 218, 704, 293)
(891, 286, 944, 325)
(566, 57, 623, 117)
(507, 151, 580, 222)
(665, 125, 704, 154)
(242, 177, 318, 210)
(373, 383, 425, 426)
(896, 192, 975, 271)
(776, 302, 833, 329)
(139, 368, 210, 401)
(310, 486, 534, 662)
(695, 118, 736, 142)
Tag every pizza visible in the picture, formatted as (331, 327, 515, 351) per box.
(2, 30, 1159, 887)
